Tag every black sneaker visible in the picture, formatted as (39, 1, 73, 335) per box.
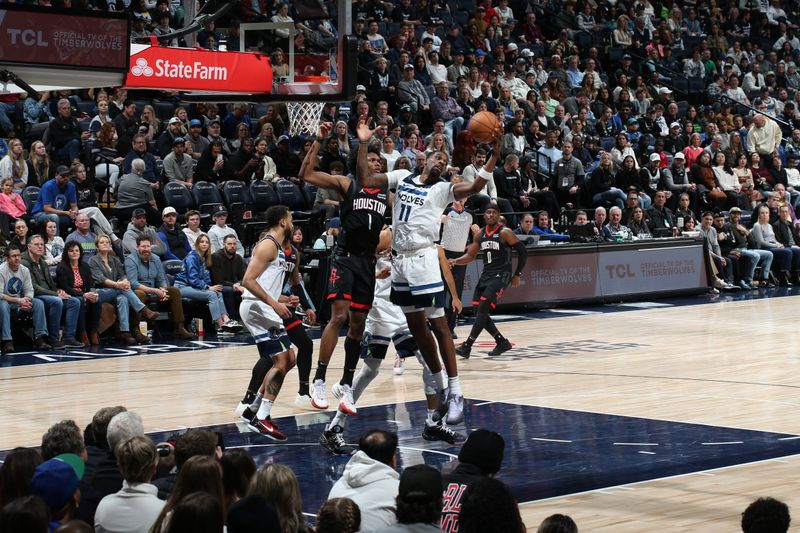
(319, 425, 353, 455)
(50, 339, 65, 349)
(1, 340, 14, 354)
(240, 406, 256, 423)
(488, 338, 513, 356)
(63, 337, 84, 349)
(34, 336, 51, 350)
(422, 422, 464, 444)
(455, 342, 471, 359)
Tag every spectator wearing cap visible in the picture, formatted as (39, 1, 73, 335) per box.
(446, 50, 470, 84)
(498, 63, 529, 102)
(31, 164, 79, 234)
(208, 207, 244, 256)
(662, 151, 697, 206)
(163, 137, 194, 189)
(440, 429, 505, 533)
(313, 218, 341, 249)
(112, 99, 140, 158)
(125, 234, 196, 340)
(754, 86, 779, 117)
(157, 207, 191, 261)
(205, 118, 228, 151)
(328, 429, 400, 531)
(157, 116, 185, 159)
(445, 24, 469, 54)
(123, 208, 168, 258)
(271, 135, 302, 180)
(31, 453, 85, 529)
(186, 118, 210, 160)
(122, 133, 159, 184)
(377, 464, 443, 533)
(665, 122, 687, 154)
(116, 159, 161, 227)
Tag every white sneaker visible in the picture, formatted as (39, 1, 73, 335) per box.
(294, 393, 314, 409)
(393, 355, 405, 375)
(337, 384, 357, 415)
(234, 401, 249, 416)
(310, 379, 329, 410)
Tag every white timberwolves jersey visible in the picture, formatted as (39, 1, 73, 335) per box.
(392, 174, 455, 252)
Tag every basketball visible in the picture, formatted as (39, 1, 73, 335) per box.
(469, 111, 501, 143)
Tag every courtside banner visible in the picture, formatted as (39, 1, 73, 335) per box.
(0, 9, 128, 69)
(126, 46, 273, 93)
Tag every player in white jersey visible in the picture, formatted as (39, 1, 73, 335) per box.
(319, 228, 465, 455)
(239, 205, 296, 441)
(354, 116, 503, 426)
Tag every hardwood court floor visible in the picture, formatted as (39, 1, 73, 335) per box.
(3, 294, 800, 531)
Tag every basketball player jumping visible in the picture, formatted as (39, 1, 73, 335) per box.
(355, 116, 503, 425)
(238, 205, 297, 441)
(319, 228, 465, 454)
(450, 203, 527, 358)
(301, 122, 411, 415)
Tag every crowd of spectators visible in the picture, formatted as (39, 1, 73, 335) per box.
(0, 408, 538, 533)
(2, 0, 800, 346)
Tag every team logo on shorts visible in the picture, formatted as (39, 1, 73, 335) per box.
(328, 267, 340, 286)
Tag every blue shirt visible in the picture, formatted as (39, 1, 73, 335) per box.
(125, 252, 167, 290)
(32, 178, 77, 215)
(174, 250, 211, 290)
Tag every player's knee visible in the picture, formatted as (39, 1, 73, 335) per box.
(328, 310, 348, 327)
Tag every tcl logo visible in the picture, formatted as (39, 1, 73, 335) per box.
(131, 57, 228, 81)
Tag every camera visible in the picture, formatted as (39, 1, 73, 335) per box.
(156, 444, 172, 457)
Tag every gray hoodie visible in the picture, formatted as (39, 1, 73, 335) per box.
(122, 222, 167, 257)
(328, 450, 400, 531)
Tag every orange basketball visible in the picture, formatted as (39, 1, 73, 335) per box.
(469, 111, 501, 143)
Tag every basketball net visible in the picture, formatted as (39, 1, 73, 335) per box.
(287, 101, 325, 137)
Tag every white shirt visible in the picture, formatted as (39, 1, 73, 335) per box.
(440, 209, 472, 252)
(94, 481, 165, 533)
(391, 172, 454, 252)
(462, 163, 497, 199)
(208, 224, 245, 256)
(183, 227, 203, 251)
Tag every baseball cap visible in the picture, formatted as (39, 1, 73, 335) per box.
(729, 206, 742, 213)
(626, 118, 638, 125)
(649, 153, 661, 162)
(56, 165, 70, 176)
(622, 53, 632, 59)
(521, 49, 534, 57)
(516, 58, 527, 65)
(670, 121, 682, 129)
(277, 135, 290, 143)
(658, 87, 673, 94)
(475, 49, 485, 57)
(132, 208, 147, 218)
(404, 63, 415, 70)
(673, 151, 686, 160)
(398, 464, 442, 501)
(327, 217, 341, 229)
(458, 429, 505, 475)
(400, 104, 412, 111)
(484, 203, 500, 212)
(455, 49, 465, 55)
(213, 206, 228, 217)
(173, 136, 186, 146)
(31, 454, 84, 513)
(168, 117, 182, 125)
(356, 84, 367, 92)
(506, 42, 518, 51)
(162, 206, 178, 216)
(189, 118, 202, 127)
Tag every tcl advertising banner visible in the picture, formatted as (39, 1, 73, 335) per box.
(0, 9, 128, 69)
(598, 244, 708, 296)
(126, 46, 273, 93)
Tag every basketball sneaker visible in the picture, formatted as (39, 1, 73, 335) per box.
(240, 405, 256, 423)
(310, 379, 329, 410)
(319, 425, 353, 455)
(393, 355, 405, 375)
(422, 422, 464, 445)
(235, 401, 250, 417)
(446, 393, 465, 425)
(432, 388, 450, 422)
(247, 415, 287, 441)
(455, 342, 471, 359)
(488, 338, 513, 356)
(332, 382, 357, 415)
(294, 393, 314, 409)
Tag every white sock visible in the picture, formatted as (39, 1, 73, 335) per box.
(327, 410, 348, 431)
(256, 398, 273, 419)
(432, 370, 447, 392)
(426, 409, 437, 427)
(352, 358, 382, 402)
(448, 376, 462, 396)
(250, 392, 263, 412)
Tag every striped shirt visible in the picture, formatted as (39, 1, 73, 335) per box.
(440, 209, 472, 252)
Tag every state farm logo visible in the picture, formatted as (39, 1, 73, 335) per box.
(130, 54, 228, 81)
(131, 57, 154, 77)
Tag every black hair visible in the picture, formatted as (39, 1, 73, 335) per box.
(358, 429, 398, 466)
(265, 205, 291, 228)
(396, 498, 441, 525)
(458, 478, 525, 533)
(136, 234, 152, 246)
(741, 497, 791, 533)
(4, 244, 21, 258)
(0, 495, 50, 533)
(536, 513, 578, 533)
(61, 240, 84, 264)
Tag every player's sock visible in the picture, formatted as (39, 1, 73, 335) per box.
(352, 358, 381, 402)
(340, 336, 361, 387)
(448, 376, 462, 396)
(249, 392, 263, 413)
(247, 357, 273, 396)
(425, 409, 437, 427)
(256, 398, 274, 419)
(327, 409, 349, 431)
(313, 361, 329, 383)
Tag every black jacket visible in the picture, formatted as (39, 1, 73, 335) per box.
(55, 260, 95, 296)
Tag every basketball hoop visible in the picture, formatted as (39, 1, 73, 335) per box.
(287, 100, 325, 137)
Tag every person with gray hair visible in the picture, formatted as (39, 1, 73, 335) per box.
(94, 436, 165, 533)
(115, 158, 160, 226)
(48, 97, 90, 163)
(107, 411, 145, 454)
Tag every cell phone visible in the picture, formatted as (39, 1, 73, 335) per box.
(217, 154, 224, 162)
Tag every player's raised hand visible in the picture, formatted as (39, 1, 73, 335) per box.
(356, 115, 376, 143)
(318, 121, 332, 140)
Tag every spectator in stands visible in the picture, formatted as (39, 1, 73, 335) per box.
(151, 455, 225, 532)
(208, 206, 244, 256)
(31, 165, 78, 234)
(210, 234, 245, 322)
(536, 514, 578, 533)
(186, 119, 210, 160)
(182, 210, 203, 252)
(0, 446, 42, 507)
(431, 81, 466, 143)
(605, 206, 632, 240)
(113, 99, 140, 157)
(69, 162, 119, 245)
(699, 211, 738, 291)
(458, 477, 526, 533)
(222, 103, 252, 139)
(646, 191, 675, 233)
(125, 235, 195, 340)
(493, 153, 529, 225)
(196, 140, 231, 184)
(23, 235, 83, 348)
(174, 233, 241, 334)
(163, 137, 194, 188)
(772, 203, 800, 283)
(589, 152, 628, 209)
(440, 429, 504, 532)
(376, 464, 443, 533)
(515, 213, 535, 236)
(713, 211, 757, 290)
(533, 211, 569, 241)
(64, 214, 97, 262)
(328, 429, 399, 530)
(26, 140, 50, 188)
(30, 454, 85, 529)
(93, 122, 123, 193)
(550, 140, 584, 209)
(662, 152, 696, 208)
(49, 98, 90, 164)
(122, 134, 159, 185)
(157, 117, 185, 159)
(0, 138, 29, 190)
(748, 115, 784, 170)
(55, 241, 100, 347)
(157, 206, 191, 261)
(249, 464, 311, 533)
(9, 218, 28, 250)
(229, 137, 261, 183)
(41, 219, 63, 266)
(0, 245, 48, 352)
(741, 497, 791, 533)
(123, 208, 168, 257)
(116, 160, 160, 227)
(0, 177, 28, 238)
(24, 91, 54, 138)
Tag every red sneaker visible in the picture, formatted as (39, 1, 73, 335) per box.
(247, 416, 287, 441)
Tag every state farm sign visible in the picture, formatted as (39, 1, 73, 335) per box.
(126, 46, 273, 93)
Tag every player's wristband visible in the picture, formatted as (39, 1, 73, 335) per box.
(478, 168, 493, 181)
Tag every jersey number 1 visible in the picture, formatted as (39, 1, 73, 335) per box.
(398, 203, 413, 222)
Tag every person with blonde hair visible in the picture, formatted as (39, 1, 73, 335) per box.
(248, 464, 311, 533)
(25, 140, 50, 187)
(150, 455, 225, 533)
(0, 138, 29, 190)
